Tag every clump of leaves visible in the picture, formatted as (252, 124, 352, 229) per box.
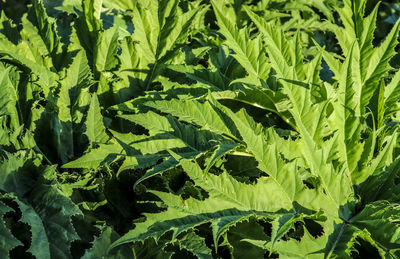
(2, 0, 400, 258)
(107, 0, 400, 258)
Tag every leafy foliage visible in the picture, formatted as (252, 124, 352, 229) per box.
(2, 0, 400, 258)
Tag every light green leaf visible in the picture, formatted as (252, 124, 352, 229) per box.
(62, 143, 120, 169)
(173, 230, 213, 259)
(0, 50, 57, 90)
(95, 26, 119, 72)
(353, 133, 397, 185)
(118, 111, 174, 134)
(384, 69, 400, 118)
(31, 0, 63, 67)
(144, 99, 238, 139)
(0, 68, 19, 129)
(212, 0, 270, 80)
(85, 94, 109, 145)
(62, 50, 93, 124)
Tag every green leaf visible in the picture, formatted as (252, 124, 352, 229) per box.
(62, 143, 120, 169)
(358, 158, 400, 203)
(29, 182, 82, 259)
(384, 69, 400, 118)
(112, 114, 226, 183)
(353, 133, 397, 185)
(0, 201, 22, 258)
(54, 81, 74, 163)
(211, 0, 270, 80)
(173, 230, 213, 259)
(204, 142, 238, 173)
(62, 49, 93, 124)
(364, 11, 400, 89)
(11, 196, 51, 259)
(74, 0, 103, 70)
(228, 109, 313, 210)
(212, 89, 294, 129)
(268, 227, 327, 259)
(350, 201, 400, 250)
(132, 237, 174, 259)
(95, 26, 119, 72)
(0, 155, 84, 259)
(85, 94, 109, 146)
(0, 68, 19, 129)
(0, 152, 36, 197)
(132, 156, 178, 186)
(0, 50, 57, 90)
(132, 0, 199, 62)
(211, 212, 254, 249)
(227, 220, 267, 259)
(31, 0, 63, 68)
(102, 0, 135, 10)
(118, 111, 174, 134)
(82, 0, 102, 32)
(144, 99, 238, 139)
(270, 213, 302, 249)
(332, 43, 364, 180)
(110, 205, 264, 252)
(324, 222, 360, 259)
(110, 130, 187, 156)
(82, 224, 132, 259)
(0, 11, 19, 44)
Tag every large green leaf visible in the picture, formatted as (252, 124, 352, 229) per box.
(144, 99, 239, 139)
(62, 142, 120, 169)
